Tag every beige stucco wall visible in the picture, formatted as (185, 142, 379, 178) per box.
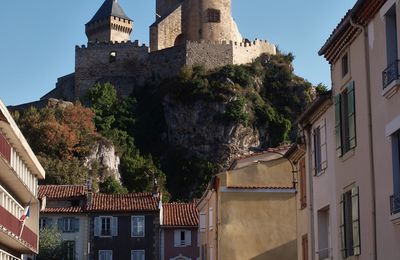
(366, 1, 400, 259)
(331, 19, 376, 260)
(218, 192, 296, 260)
(225, 157, 293, 188)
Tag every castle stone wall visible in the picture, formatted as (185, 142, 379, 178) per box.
(149, 45, 186, 80)
(41, 73, 75, 101)
(233, 39, 276, 65)
(185, 40, 233, 70)
(75, 41, 150, 99)
(150, 5, 182, 52)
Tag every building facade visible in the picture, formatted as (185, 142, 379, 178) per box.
(161, 202, 199, 260)
(315, 0, 400, 259)
(0, 99, 45, 259)
(38, 185, 89, 260)
(197, 149, 297, 260)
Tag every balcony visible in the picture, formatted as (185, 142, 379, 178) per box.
(382, 60, 400, 98)
(0, 249, 21, 260)
(316, 248, 331, 260)
(390, 193, 400, 225)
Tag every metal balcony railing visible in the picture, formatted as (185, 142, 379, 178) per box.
(383, 59, 400, 89)
(316, 248, 331, 260)
(390, 192, 400, 215)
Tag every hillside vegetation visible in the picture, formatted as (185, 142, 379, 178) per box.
(14, 52, 318, 200)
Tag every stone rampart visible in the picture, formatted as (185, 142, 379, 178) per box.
(75, 41, 150, 99)
(233, 39, 276, 64)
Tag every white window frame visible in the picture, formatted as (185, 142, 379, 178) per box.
(99, 250, 113, 260)
(63, 218, 74, 232)
(100, 216, 113, 237)
(131, 215, 145, 237)
(131, 249, 145, 260)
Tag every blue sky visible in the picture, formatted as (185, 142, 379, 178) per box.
(0, 0, 356, 106)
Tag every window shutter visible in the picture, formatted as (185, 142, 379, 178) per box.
(311, 130, 316, 173)
(112, 217, 118, 237)
(174, 230, 180, 247)
(186, 230, 192, 246)
(48, 218, 53, 228)
(339, 194, 346, 258)
(58, 218, 64, 232)
(209, 208, 213, 230)
(335, 94, 342, 157)
(347, 82, 356, 149)
(94, 217, 100, 237)
(200, 213, 206, 232)
(320, 119, 328, 170)
(352, 187, 361, 255)
(74, 218, 80, 232)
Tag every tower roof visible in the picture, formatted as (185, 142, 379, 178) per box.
(88, 0, 131, 24)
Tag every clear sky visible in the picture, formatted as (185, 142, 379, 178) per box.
(0, 0, 356, 106)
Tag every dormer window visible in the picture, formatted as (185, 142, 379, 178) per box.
(109, 51, 117, 63)
(206, 9, 221, 23)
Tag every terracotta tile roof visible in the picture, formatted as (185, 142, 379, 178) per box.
(227, 186, 294, 190)
(41, 207, 84, 213)
(163, 202, 199, 227)
(87, 193, 160, 212)
(38, 185, 87, 199)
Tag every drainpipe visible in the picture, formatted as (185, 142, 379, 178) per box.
(350, 17, 378, 260)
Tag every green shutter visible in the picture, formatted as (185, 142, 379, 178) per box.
(335, 94, 343, 157)
(352, 187, 361, 256)
(74, 218, 80, 232)
(347, 82, 356, 149)
(339, 194, 346, 258)
(58, 218, 64, 232)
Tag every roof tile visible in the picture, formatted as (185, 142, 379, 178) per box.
(38, 185, 87, 199)
(87, 193, 159, 212)
(163, 202, 199, 227)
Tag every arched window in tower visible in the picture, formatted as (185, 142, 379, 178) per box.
(206, 9, 221, 23)
(109, 51, 117, 63)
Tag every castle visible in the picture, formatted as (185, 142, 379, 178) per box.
(40, 0, 276, 101)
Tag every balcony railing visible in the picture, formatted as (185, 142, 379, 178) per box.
(316, 248, 331, 260)
(0, 249, 21, 260)
(0, 185, 24, 220)
(383, 59, 400, 89)
(390, 192, 400, 215)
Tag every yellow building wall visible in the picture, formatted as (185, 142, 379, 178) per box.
(218, 192, 297, 260)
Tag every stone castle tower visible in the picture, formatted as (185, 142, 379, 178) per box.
(150, 0, 242, 51)
(85, 0, 133, 43)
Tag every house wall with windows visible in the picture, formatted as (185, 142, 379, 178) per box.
(0, 99, 45, 259)
(197, 152, 297, 260)
(366, 0, 400, 258)
(161, 202, 199, 260)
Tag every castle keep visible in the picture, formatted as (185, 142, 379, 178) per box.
(42, 0, 276, 101)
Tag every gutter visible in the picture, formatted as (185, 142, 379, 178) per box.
(349, 17, 377, 260)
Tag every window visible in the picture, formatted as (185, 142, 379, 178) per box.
(199, 213, 206, 232)
(302, 234, 308, 260)
(131, 250, 145, 260)
(386, 5, 398, 66)
(94, 216, 118, 237)
(131, 216, 145, 237)
(341, 53, 349, 78)
(174, 230, 191, 247)
(391, 130, 400, 215)
(109, 51, 117, 63)
(209, 208, 213, 230)
(206, 9, 221, 23)
(335, 81, 356, 157)
(313, 120, 327, 175)
(64, 241, 75, 260)
(58, 218, 79, 233)
(39, 217, 53, 230)
(299, 158, 307, 210)
(339, 187, 360, 258)
(317, 208, 330, 260)
(99, 250, 112, 260)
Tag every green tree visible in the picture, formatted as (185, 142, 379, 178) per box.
(36, 228, 66, 260)
(99, 176, 128, 194)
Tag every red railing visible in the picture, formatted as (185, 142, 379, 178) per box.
(0, 133, 11, 163)
(0, 205, 37, 251)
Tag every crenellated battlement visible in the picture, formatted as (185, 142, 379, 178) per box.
(76, 40, 149, 51)
(186, 38, 275, 48)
